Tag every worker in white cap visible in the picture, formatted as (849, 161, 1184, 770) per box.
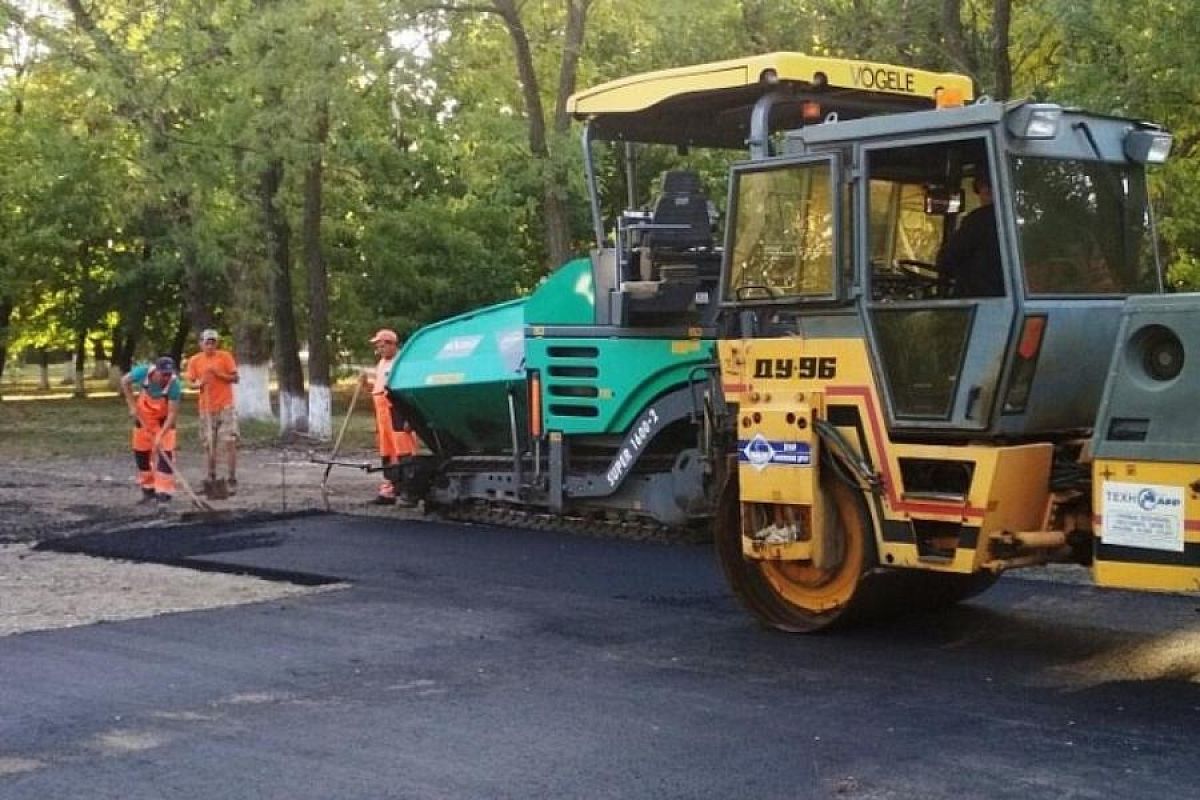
(185, 328, 240, 493)
(361, 328, 416, 504)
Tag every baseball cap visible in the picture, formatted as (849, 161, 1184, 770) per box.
(369, 328, 398, 345)
(200, 328, 219, 342)
(154, 356, 177, 375)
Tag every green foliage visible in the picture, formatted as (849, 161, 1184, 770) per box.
(1037, 0, 1200, 286)
(1, 0, 1200, 371)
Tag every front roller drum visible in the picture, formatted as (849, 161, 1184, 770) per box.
(715, 472, 877, 633)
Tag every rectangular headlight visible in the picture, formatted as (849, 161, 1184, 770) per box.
(1006, 104, 1063, 140)
(1125, 129, 1173, 164)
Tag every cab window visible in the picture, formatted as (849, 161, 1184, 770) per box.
(868, 180, 946, 298)
(725, 160, 837, 300)
(1012, 156, 1158, 295)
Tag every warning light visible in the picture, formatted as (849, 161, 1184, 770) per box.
(801, 101, 822, 122)
(936, 87, 965, 109)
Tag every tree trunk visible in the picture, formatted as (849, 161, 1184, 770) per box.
(91, 337, 108, 379)
(37, 348, 49, 391)
(540, 0, 591, 272)
(940, 0, 972, 78)
(226, 244, 274, 421)
(260, 158, 307, 435)
(169, 306, 189, 366)
(73, 330, 87, 398)
(992, 0, 1012, 100)
(114, 316, 140, 374)
(553, 1, 590, 133)
(0, 298, 11, 390)
(493, 0, 574, 272)
(304, 100, 333, 440)
(175, 193, 215, 335)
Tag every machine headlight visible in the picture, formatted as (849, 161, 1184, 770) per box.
(1127, 324, 1185, 383)
(1006, 104, 1063, 140)
(1125, 129, 1173, 164)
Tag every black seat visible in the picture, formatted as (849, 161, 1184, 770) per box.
(645, 170, 713, 252)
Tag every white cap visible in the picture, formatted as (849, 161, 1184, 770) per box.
(200, 329, 219, 342)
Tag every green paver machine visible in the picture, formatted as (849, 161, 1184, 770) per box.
(386, 53, 975, 534)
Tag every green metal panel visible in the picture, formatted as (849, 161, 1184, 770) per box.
(388, 299, 526, 452)
(524, 258, 597, 325)
(389, 254, 715, 448)
(526, 335, 716, 435)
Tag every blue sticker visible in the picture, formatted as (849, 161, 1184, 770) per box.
(738, 433, 812, 471)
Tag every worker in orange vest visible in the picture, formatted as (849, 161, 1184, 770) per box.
(361, 329, 417, 505)
(120, 356, 182, 506)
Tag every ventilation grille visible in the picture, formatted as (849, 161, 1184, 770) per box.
(546, 346, 600, 419)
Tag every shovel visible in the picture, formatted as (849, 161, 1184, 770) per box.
(196, 382, 231, 501)
(203, 476, 230, 500)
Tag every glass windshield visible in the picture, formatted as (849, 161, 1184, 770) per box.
(1012, 156, 1158, 295)
(725, 160, 836, 300)
(865, 138, 1000, 301)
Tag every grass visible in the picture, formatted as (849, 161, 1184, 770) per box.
(0, 382, 378, 461)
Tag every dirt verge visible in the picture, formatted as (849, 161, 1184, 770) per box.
(0, 443, 413, 637)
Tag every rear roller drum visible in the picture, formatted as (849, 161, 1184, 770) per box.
(715, 472, 877, 633)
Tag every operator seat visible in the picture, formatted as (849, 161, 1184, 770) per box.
(624, 170, 717, 320)
(632, 170, 719, 284)
(644, 170, 714, 254)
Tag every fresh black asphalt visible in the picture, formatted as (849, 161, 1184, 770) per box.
(3, 513, 1199, 799)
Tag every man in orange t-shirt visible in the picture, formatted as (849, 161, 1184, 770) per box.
(185, 328, 240, 491)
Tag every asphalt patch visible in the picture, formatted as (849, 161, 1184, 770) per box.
(34, 510, 343, 587)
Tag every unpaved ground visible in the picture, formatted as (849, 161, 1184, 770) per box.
(0, 443, 411, 636)
(0, 543, 338, 637)
(0, 442, 412, 543)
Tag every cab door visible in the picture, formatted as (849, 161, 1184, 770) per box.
(860, 133, 1017, 432)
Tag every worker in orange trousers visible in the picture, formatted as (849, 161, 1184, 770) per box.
(120, 356, 183, 506)
(362, 329, 417, 505)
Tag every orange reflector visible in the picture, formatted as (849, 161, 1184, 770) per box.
(528, 370, 543, 437)
(936, 87, 965, 109)
(1017, 316, 1047, 360)
(801, 101, 822, 122)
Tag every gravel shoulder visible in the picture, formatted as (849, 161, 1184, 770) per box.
(0, 443, 408, 637)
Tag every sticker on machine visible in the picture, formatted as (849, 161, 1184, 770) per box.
(437, 335, 482, 359)
(738, 434, 811, 471)
(1100, 481, 1185, 552)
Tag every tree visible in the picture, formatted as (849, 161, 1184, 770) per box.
(416, 0, 593, 272)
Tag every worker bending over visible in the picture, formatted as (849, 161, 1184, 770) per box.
(121, 356, 183, 506)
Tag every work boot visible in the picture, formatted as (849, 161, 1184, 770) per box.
(370, 495, 396, 506)
(226, 477, 238, 495)
(138, 488, 157, 505)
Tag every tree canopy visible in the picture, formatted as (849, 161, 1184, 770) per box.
(0, 0, 1196, 417)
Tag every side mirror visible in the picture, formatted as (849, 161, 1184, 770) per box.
(924, 186, 965, 215)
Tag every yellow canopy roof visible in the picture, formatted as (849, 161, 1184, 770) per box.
(568, 52, 974, 148)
